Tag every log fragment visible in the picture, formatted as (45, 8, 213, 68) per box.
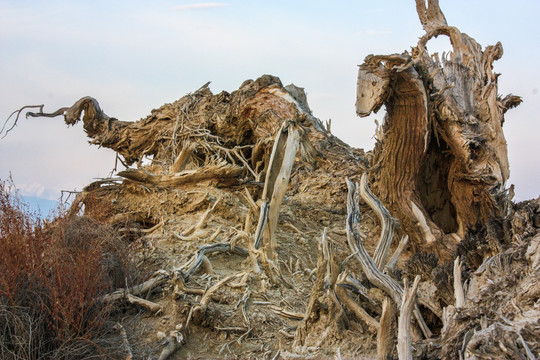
(397, 276, 421, 360)
(119, 161, 242, 188)
(253, 120, 302, 262)
(377, 297, 395, 360)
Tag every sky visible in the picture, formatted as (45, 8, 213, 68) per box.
(0, 0, 539, 203)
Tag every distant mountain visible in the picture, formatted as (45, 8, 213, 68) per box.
(21, 195, 59, 218)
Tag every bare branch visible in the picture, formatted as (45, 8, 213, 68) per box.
(1, 105, 46, 139)
(180, 242, 249, 280)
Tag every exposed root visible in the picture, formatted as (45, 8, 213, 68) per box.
(103, 292, 163, 314)
(269, 306, 304, 321)
(453, 257, 465, 309)
(180, 242, 248, 280)
(334, 272, 379, 332)
(187, 271, 248, 326)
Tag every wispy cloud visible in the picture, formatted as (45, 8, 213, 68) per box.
(18, 182, 46, 198)
(172, 3, 228, 11)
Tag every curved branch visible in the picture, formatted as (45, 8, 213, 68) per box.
(500, 94, 522, 115)
(181, 243, 249, 280)
(1, 105, 45, 139)
(27, 96, 110, 128)
(359, 173, 398, 270)
(345, 178, 403, 305)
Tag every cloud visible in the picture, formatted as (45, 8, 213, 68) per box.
(172, 3, 228, 11)
(17, 182, 46, 198)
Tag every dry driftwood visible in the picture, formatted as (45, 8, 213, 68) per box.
(188, 272, 248, 326)
(180, 242, 249, 280)
(119, 161, 242, 188)
(334, 272, 379, 332)
(102, 291, 163, 314)
(345, 178, 403, 305)
(113, 323, 133, 360)
(453, 257, 465, 309)
(294, 229, 345, 349)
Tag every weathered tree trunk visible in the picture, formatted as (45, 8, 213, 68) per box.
(356, 0, 521, 259)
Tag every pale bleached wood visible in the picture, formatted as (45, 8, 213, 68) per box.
(119, 161, 242, 188)
(181, 196, 221, 236)
(386, 235, 409, 271)
(103, 292, 162, 314)
(181, 242, 248, 280)
(113, 323, 133, 360)
(335, 272, 379, 332)
(253, 120, 302, 265)
(398, 276, 421, 360)
(346, 178, 403, 305)
(158, 331, 184, 360)
(265, 123, 301, 260)
(126, 294, 162, 313)
(189, 272, 248, 325)
(453, 257, 465, 308)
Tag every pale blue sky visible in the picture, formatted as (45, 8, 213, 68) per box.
(1, 0, 539, 201)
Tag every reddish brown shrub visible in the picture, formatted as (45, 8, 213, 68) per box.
(0, 178, 132, 359)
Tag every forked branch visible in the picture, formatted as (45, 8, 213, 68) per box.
(1, 105, 48, 139)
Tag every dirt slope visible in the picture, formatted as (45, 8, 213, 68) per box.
(63, 75, 539, 359)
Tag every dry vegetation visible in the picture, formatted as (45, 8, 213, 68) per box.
(0, 179, 143, 359)
(1, 1, 539, 359)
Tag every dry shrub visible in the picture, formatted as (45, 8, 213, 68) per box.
(0, 178, 133, 359)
